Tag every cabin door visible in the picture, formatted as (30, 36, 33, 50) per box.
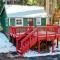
(28, 18, 33, 26)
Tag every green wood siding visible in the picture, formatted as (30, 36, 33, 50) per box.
(33, 18, 36, 27)
(23, 18, 36, 27)
(5, 18, 15, 32)
(41, 18, 46, 26)
(10, 18, 15, 26)
(5, 18, 9, 32)
(23, 18, 28, 26)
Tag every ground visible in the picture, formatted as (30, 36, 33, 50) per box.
(0, 33, 60, 60)
(0, 53, 60, 60)
(0, 53, 28, 60)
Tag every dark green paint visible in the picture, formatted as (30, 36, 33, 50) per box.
(23, 18, 28, 26)
(41, 18, 46, 26)
(10, 19, 15, 26)
(33, 18, 36, 27)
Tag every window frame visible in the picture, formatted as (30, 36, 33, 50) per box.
(15, 18, 23, 26)
(36, 18, 41, 26)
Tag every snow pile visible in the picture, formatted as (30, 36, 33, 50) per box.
(0, 33, 16, 53)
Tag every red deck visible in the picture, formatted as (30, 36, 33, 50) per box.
(9, 26, 60, 55)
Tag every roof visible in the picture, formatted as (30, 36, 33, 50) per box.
(5, 5, 48, 18)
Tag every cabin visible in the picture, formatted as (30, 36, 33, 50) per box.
(1, 5, 48, 33)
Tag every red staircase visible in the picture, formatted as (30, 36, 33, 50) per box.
(9, 26, 38, 54)
(16, 28, 38, 54)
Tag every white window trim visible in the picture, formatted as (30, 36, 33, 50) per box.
(28, 18, 29, 26)
(15, 18, 23, 26)
(9, 18, 10, 26)
(36, 18, 41, 26)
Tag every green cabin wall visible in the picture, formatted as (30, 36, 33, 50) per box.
(7, 18, 15, 32)
(23, 18, 28, 26)
(23, 18, 36, 26)
(5, 18, 9, 32)
(10, 19, 15, 26)
(41, 18, 46, 26)
(33, 18, 36, 27)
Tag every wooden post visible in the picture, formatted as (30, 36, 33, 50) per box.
(30, 36, 34, 51)
(46, 41, 48, 50)
(16, 37, 19, 50)
(38, 40, 40, 53)
(52, 40, 54, 52)
(56, 38, 58, 48)
(12, 37, 14, 44)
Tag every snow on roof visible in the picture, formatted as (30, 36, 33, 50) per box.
(5, 5, 48, 18)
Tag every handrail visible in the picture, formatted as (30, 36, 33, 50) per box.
(46, 26, 58, 33)
(9, 26, 34, 28)
(21, 28, 38, 44)
(9, 26, 60, 36)
(9, 26, 34, 35)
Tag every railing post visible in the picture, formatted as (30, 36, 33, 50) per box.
(38, 40, 40, 53)
(46, 26, 48, 51)
(56, 38, 58, 48)
(56, 26, 58, 48)
(32, 34, 34, 51)
(12, 37, 14, 45)
(16, 37, 18, 50)
(37, 28, 38, 41)
(11, 26, 13, 33)
(15, 27, 16, 35)
(52, 40, 54, 52)
(29, 35, 31, 48)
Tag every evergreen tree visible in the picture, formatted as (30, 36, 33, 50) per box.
(0, 0, 4, 15)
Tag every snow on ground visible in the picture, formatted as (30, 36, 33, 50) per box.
(0, 32, 60, 57)
(0, 33, 16, 53)
(23, 50, 60, 57)
(23, 39, 60, 57)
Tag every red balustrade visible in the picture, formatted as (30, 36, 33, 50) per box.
(9, 26, 60, 55)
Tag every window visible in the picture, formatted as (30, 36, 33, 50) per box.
(36, 18, 41, 26)
(9, 18, 15, 26)
(15, 18, 23, 26)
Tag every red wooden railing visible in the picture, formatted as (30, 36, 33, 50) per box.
(9, 26, 34, 43)
(9, 26, 60, 55)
